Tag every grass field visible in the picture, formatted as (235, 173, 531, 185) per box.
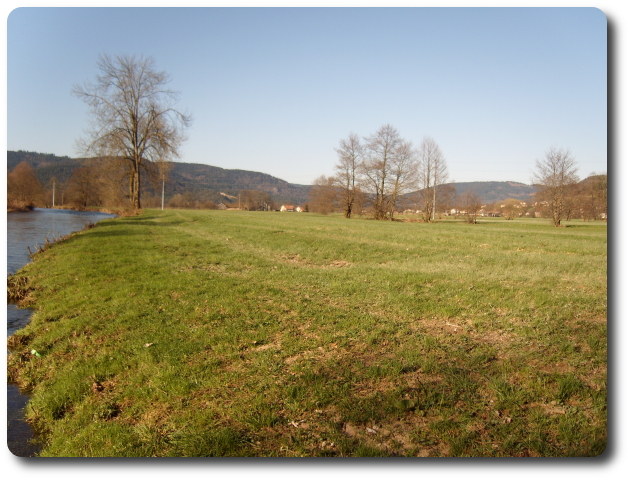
(8, 209, 607, 457)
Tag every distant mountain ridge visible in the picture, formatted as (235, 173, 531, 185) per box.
(167, 162, 311, 205)
(7, 150, 311, 205)
(8, 150, 539, 205)
(447, 181, 538, 204)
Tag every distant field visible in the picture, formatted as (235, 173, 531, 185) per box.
(8, 210, 607, 456)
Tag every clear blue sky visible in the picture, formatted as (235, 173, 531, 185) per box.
(6, 6, 608, 185)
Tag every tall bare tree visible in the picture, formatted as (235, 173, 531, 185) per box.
(361, 124, 418, 220)
(385, 140, 418, 219)
(333, 133, 363, 219)
(417, 136, 448, 222)
(73, 54, 192, 209)
(361, 125, 399, 220)
(533, 147, 579, 227)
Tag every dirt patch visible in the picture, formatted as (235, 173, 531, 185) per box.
(342, 415, 448, 456)
(278, 254, 351, 269)
(411, 316, 471, 336)
(325, 260, 351, 268)
(535, 361, 575, 375)
(470, 329, 518, 348)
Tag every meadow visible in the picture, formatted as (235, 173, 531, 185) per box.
(7, 210, 607, 456)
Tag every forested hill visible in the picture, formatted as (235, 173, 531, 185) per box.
(8, 150, 82, 186)
(8, 151, 543, 206)
(447, 181, 538, 204)
(167, 162, 311, 205)
(7, 151, 311, 205)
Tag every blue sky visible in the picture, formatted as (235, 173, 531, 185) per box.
(6, 6, 608, 185)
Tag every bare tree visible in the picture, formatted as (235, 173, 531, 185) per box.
(417, 136, 448, 222)
(533, 147, 579, 227)
(361, 125, 398, 220)
(461, 189, 481, 224)
(333, 133, 363, 219)
(308, 174, 337, 214)
(90, 157, 129, 208)
(73, 54, 192, 209)
(239, 190, 272, 211)
(361, 124, 418, 220)
(386, 140, 418, 219)
(7, 161, 45, 209)
(436, 183, 456, 218)
(65, 165, 99, 208)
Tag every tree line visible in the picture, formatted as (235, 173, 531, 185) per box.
(309, 124, 455, 222)
(7, 157, 152, 211)
(6, 155, 286, 213)
(309, 129, 606, 227)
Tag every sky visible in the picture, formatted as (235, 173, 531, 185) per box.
(5, 5, 608, 186)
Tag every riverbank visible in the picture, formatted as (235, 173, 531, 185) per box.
(6, 208, 123, 456)
(7, 204, 139, 216)
(7, 210, 607, 456)
(7, 201, 35, 212)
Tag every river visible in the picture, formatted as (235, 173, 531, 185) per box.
(6, 208, 117, 456)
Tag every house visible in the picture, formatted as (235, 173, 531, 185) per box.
(295, 206, 306, 212)
(280, 205, 295, 212)
(217, 203, 228, 210)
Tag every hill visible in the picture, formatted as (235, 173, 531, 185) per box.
(7, 151, 311, 206)
(447, 181, 538, 204)
(8, 150, 82, 186)
(9, 151, 549, 206)
(167, 162, 310, 205)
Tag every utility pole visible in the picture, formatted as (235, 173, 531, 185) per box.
(161, 175, 165, 210)
(52, 181, 55, 207)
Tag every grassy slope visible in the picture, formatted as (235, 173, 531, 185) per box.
(8, 210, 607, 457)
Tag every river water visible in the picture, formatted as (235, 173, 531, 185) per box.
(6, 208, 116, 456)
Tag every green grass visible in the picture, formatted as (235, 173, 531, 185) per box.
(8, 210, 607, 457)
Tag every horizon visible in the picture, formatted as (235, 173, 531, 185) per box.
(7, 7, 607, 186)
(9, 148, 569, 188)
